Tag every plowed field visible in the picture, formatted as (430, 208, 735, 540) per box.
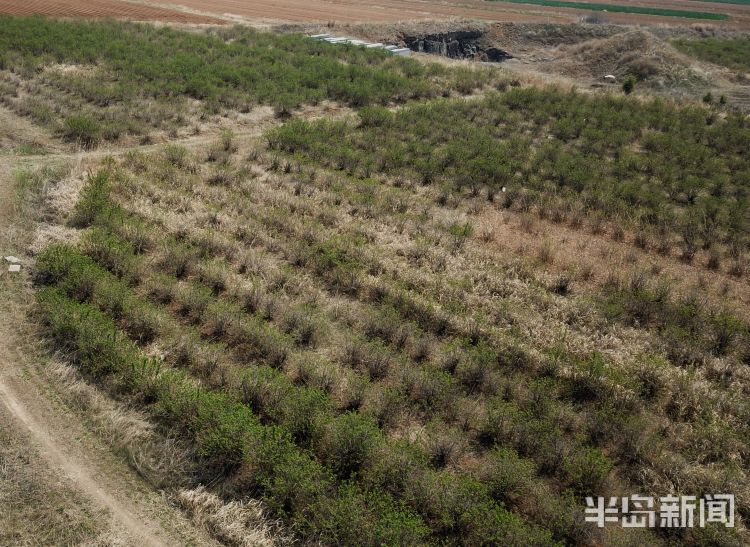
(0, 0, 224, 23)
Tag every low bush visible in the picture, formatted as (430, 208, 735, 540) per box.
(318, 412, 382, 480)
(279, 386, 331, 446)
(68, 170, 111, 228)
(415, 471, 556, 545)
(480, 448, 537, 505)
(62, 115, 101, 147)
(562, 446, 613, 495)
(82, 228, 140, 282)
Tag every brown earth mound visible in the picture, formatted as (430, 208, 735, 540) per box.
(545, 29, 709, 89)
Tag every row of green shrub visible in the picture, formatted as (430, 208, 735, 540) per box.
(38, 246, 444, 545)
(268, 88, 750, 259)
(43, 171, 563, 544)
(36, 278, 442, 543)
(129, 159, 633, 489)
(90, 145, 745, 544)
(36, 241, 560, 544)
(601, 273, 749, 365)
(0, 16, 500, 145)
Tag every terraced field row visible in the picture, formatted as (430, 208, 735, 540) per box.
(0, 17, 502, 147)
(34, 136, 749, 544)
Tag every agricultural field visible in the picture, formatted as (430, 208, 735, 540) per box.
(673, 36, 750, 71)
(0, 11, 749, 547)
(490, 0, 730, 20)
(270, 89, 750, 272)
(2, 0, 750, 28)
(0, 17, 500, 147)
(0, 0, 223, 22)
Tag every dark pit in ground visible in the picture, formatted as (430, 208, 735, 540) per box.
(403, 31, 512, 62)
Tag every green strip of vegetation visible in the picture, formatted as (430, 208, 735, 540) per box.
(685, 0, 750, 5)
(673, 37, 750, 72)
(487, 0, 729, 20)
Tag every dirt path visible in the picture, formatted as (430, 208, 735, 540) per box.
(0, 108, 222, 546)
(0, 380, 173, 546)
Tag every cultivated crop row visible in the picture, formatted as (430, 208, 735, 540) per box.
(0, 17, 501, 147)
(269, 88, 750, 274)
(35, 139, 748, 544)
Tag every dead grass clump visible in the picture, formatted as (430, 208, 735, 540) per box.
(176, 487, 292, 547)
(160, 241, 198, 278)
(537, 240, 555, 265)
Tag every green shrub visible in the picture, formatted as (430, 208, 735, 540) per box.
(160, 239, 199, 278)
(622, 76, 636, 94)
(318, 412, 382, 480)
(174, 282, 213, 321)
(279, 386, 331, 446)
(68, 170, 111, 228)
(259, 447, 331, 525)
(415, 472, 556, 545)
(567, 352, 609, 402)
(36, 287, 131, 377)
(191, 388, 257, 469)
(237, 365, 291, 414)
(82, 227, 139, 281)
(362, 440, 428, 498)
(316, 482, 429, 546)
(359, 106, 393, 128)
(480, 448, 537, 505)
(563, 446, 613, 495)
(164, 144, 190, 169)
(62, 115, 101, 147)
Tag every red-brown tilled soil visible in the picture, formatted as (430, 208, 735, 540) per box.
(2, 0, 748, 29)
(0, 0, 225, 23)
(147, 0, 750, 29)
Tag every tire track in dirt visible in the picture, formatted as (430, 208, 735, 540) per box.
(0, 380, 171, 547)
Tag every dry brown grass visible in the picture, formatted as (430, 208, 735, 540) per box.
(0, 410, 109, 546)
(175, 487, 292, 547)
